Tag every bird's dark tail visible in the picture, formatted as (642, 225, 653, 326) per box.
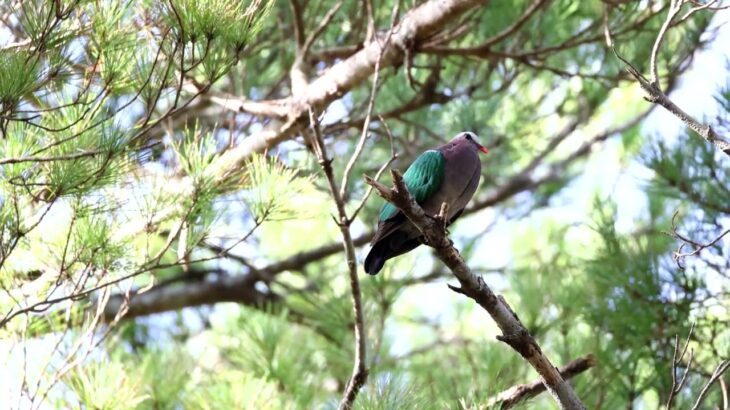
(364, 234, 422, 275)
(364, 241, 387, 275)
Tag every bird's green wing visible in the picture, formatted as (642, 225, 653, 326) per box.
(379, 150, 445, 221)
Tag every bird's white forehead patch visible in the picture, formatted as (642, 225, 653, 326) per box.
(459, 131, 482, 145)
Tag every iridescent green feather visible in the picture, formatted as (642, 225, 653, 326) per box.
(378, 150, 445, 221)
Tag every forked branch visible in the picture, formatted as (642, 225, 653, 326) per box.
(487, 354, 596, 409)
(309, 110, 369, 410)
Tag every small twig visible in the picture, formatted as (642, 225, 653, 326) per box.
(364, 0, 375, 42)
(691, 360, 730, 410)
(649, 0, 683, 89)
(480, 0, 549, 49)
(675, 227, 730, 258)
(288, 0, 305, 47)
(301, 1, 343, 56)
(680, 0, 721, 22)
(667, 323, 696, 409)
(349, 115, 398, 222)
(720, 376, 729, 410)
(339, 3, 399, 200)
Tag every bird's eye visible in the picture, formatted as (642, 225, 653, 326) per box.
(465, 134, 472, 141)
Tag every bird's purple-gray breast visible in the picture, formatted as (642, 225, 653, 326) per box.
(421, 139, 482, 218)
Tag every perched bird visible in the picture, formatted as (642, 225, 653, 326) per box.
(364, 132, 488, 275)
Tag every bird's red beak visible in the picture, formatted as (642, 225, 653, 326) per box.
(478, 145, 489, 154)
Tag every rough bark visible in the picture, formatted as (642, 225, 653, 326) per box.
(487, 354, 596, 409)
(208, 0, 490, 180)
(103, 270, 279, 320)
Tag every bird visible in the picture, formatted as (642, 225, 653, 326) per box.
(364, 131, 488, 275)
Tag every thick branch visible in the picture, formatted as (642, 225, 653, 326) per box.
(364, 170, 586, 410)
(208, 0, 490, 180)
(487, 354, 596, 409)
(103, 270, 279, 320)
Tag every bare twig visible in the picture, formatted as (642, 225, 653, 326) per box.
(675, 227, 730, 259)
(478, 0, 549, 49)
(680, 0, 722, 22)
(487, 354, 596, 409)
(667, 323, 696, 409)
(604, 2, 730, 157)
(349, 115, 398, 222)
(691, 360, 730, 410)
(301, 1, 343, 56)
(364, 0, 375, 42)
(649, 0, 683, 89)
(308, 109, 369, 410)
(288, 0, 305, 47)
(364, 170, 587, 410)
(340, 3, 399, 200)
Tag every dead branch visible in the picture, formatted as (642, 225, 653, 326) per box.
(667, 323, 696, 409)
(604, 1, 730, 157)
(691, 360, 730, 410)
(308, 109, 369, 410)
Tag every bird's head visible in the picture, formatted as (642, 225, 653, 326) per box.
(454, 131, 489, 154)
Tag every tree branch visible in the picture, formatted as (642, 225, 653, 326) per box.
(691, 360, 730, 410)
(103, 109, 647, 321)
(339, 3, 399, 201)
(604, 2, 730, 157)
(666, 323, 695, 409)
(103, 269, 279, 320)
(208, 0, 490, 181)
(363, 170, 587, 410)
(308, 109, 369, 410)
(487, 354, 596, 409)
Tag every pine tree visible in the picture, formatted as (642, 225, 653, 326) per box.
(1, 1, 728, 409)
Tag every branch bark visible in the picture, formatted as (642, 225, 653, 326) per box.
(103, 270, 279, 320)
(487, 354, 596, 409)
(604, 2, 730, 157)
(364, 170, 587, 410)
(308, 110, 369, 410)
(208, 0, 490, 181)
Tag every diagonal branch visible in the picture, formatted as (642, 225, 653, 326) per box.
(364, 169, 587, 410)
(487, 354, 596, 409)
(604, 2, 730, 157)
(691, 360, 730, 410)
(339, 3, 399, 200)
(103, 107, 646, 321)
(208, 0, 490, 181)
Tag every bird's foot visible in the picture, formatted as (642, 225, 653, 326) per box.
(436, 203, 451, 235)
